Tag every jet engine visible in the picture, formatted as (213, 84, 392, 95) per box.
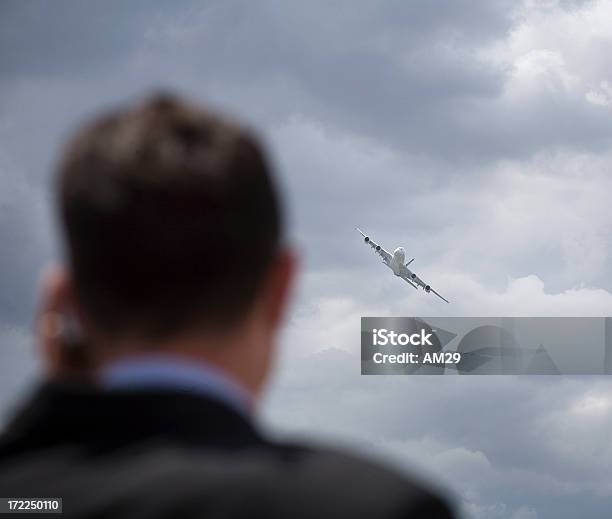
(411, 273, 416, 279)
(364, 236, 370, 243)
(376, 245, 381, 251)
(425, 285, 431, 293)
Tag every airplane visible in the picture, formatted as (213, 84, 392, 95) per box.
(356, 227, 450, 303)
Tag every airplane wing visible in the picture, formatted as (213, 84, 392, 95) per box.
(401, 264, 450, 303)
(399, 272, 418, 290)
(355, 228, 392, 264)
(430, 288, 450, 304)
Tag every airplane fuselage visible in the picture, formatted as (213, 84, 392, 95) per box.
(390, 247, 405, 276)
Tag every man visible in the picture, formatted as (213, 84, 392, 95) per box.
(0, 93, 454, 518)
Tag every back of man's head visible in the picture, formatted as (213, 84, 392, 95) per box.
(56, 93, 283, 342)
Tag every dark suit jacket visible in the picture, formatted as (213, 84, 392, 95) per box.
(0, 381, 454, 518)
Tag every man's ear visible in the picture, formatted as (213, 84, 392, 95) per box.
(261, 248, 298, 330)
(36, 266, 80, 375)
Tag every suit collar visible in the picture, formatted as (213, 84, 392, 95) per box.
(0, 379, 267, 457)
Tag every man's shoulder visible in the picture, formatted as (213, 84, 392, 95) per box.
(124, 439, 454, 518)
(0, 383, 454, 517)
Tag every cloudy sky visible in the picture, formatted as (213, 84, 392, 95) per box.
(2, 1, 612, 517)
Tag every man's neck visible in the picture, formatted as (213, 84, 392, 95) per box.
(90, 325, 260, 393)
(97, 352, 255, 416)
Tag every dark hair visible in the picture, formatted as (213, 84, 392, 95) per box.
(56, 92, 283, 339)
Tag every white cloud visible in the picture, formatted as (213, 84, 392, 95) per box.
(586, 80, 612, 106)
(507, 49, 578, 98)
(486, 0, 612, 97)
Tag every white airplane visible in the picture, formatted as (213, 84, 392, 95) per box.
(356, 227, 450, 303)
